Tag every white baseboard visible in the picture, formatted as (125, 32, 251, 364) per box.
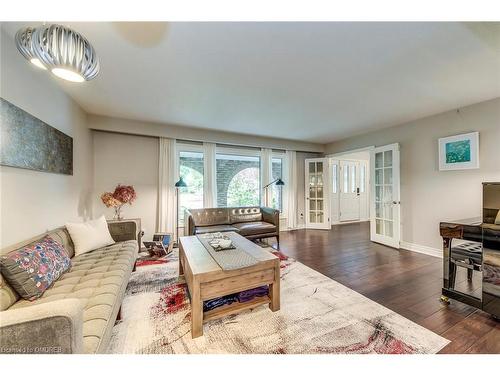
(400, 241, 442, 258)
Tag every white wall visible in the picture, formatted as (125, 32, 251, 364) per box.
(325, 97, 500, 251)
(92, 131, 159, 241)
(0, 29, 94, 247)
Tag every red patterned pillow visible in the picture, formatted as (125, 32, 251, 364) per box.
(0, 236, 71, 300)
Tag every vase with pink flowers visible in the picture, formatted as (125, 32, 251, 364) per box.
(101, 184, 137, 220)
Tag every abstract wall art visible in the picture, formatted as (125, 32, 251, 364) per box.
(0, 98, 73, 175)
(438, 131, 479, 171)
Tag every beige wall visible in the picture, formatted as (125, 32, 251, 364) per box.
(88, 114, 324, 153)
(0, 29, 94, 247)
(92, 131, 159, 241)
(325, 97, 500, 251)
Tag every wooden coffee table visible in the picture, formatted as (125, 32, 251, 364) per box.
(178, 232, 280, 338)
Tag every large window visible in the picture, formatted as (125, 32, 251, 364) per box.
(178, 151, 204, 224)
(271, 157, 283, 212)
(216, 153, 261, 207)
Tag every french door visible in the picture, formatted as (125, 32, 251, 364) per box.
(305, 158, 330, 229)
(370, 143, 401, 248)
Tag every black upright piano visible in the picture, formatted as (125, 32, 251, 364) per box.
(439, 182, 500, 318)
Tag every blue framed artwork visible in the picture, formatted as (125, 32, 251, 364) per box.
(438, 132, 479, 171)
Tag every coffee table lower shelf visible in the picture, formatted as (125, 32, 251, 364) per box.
(203, 295, 271, 322)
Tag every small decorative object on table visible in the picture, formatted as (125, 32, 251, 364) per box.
(101, 184, 137, 220)
(202, 232, 235, 251)
(144, 233, 173, 257)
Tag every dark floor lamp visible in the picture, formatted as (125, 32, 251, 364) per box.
(263, 178, 285, 207)
(174, 176, 187, 247)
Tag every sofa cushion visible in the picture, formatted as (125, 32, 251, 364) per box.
(66, 216, 115, 257)
(232, 221, 276, 236)
(229, 207, 262, 224)
(9, 240, 137, 354)
(195, 225, 239, 235)
(189, 208, 230, 227)
(0, 236, 71, 301)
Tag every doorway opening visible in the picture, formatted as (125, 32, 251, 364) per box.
(330, 150, 370, 225)
(324, 144, 401, 249)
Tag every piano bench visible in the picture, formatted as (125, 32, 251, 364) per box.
(450, 241, 483, 286)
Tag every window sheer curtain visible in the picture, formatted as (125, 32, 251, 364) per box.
(286, 150, 298, 229)
(203, 142, 217, 208)
(261, 148, 273, 207)
(157, 138, 177, 236)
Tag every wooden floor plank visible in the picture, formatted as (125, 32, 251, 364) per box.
(275, 222, 500, 354)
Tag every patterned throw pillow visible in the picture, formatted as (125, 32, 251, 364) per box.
(0, 236, 71, 300)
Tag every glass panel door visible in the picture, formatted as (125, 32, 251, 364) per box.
(370, 144, 400, 248)
(306, 158, 330, 229)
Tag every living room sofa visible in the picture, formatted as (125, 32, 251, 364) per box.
(185, 206, 280, 246)
(0, 222, 139, 354)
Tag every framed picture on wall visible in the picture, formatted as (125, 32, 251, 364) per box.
(438, 132, 479, 171)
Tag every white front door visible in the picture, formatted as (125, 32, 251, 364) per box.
(370, 143, 401, 248)
(305, 158, 330, 229)
(339, 160, 360, 221)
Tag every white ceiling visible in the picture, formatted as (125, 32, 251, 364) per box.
(2, 22, 500, 144)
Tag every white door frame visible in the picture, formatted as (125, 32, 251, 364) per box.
(305, 157, 331, 229)
(370, 143, 401, 248)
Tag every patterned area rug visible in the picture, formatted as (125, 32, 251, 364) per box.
(109, 249, 449, 354)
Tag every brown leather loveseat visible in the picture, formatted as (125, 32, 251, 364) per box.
(185, 207, 280, 246)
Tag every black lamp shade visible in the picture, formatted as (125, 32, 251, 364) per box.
(175, 177, 187, 188)
(275, 178, 285, 186)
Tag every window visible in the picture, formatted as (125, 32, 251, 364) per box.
(216, 153, 260, 207)
(178, 151, 204, 224)
(351, 165, 356, 193)
(271, 157, 283, 212)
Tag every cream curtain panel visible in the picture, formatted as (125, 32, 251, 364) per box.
(286, 150, 298, 229)
(157, 137, 177, 236)
(261, 148, 273, 207)
(203, 142, 217, 208)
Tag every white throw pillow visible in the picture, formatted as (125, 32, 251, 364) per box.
(495, 210, 500, 225)
(66, 216, 115, 256)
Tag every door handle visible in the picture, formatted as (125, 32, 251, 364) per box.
(356, 187, 360, 196)
(392, 201, 400, 205)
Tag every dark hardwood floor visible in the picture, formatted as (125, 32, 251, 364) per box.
(275, 222, 500, 354)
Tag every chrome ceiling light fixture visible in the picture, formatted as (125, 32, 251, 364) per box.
(15, 27, 47, 70)
(15, 24, 100, 82)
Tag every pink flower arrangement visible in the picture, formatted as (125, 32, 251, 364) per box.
(101, 184, 137, 220)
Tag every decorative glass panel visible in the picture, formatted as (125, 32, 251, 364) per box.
(332, 164, 338, 194)
(376, 219, 384, 234)
(384, 168, 393, 185)
(375, 202, 382, 218)
(384, 150, 393, 167)
(384, 220, 394, 237)
(360, 165, 365, 193)
(375, 186, 382, 202)
(309, 187, 316, 199)
(317, 162, 323, 173)
(317, 187, 323, 199)
(375, 152, 383, 168)
(310, 212, 317, 223)
(351, 165, 356, 193)
(310, 200, 316, 210)
(343, 165, 349, 193)
(375, 168, 383, 185)
(309, 162, 316, 173)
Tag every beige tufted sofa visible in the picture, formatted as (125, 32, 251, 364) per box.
(0, 222, 139, 354)
(185, 206, 280, 246)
